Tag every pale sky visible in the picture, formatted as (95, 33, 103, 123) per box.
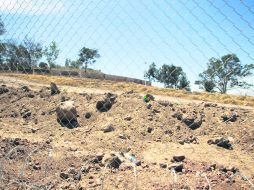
(0, 0, 254, 95)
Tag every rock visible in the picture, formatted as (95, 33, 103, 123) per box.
(182, 114, 202, 130)
(119, 134, 127, 140)
(105, 93, 117, 103)
(124, 116, 132, 121)
(56, 101, 78, 128)
(21, 86, 30, 92)
(125, 90, 134, 94)
(96, 100, 112, 112)
(60, 172, 69, 179)
(205, 164, 216, 171)
(204, 103, 217, 108)
(207, 137, 233, 150)
(153, 109, 160, 113)
(0, 86, 9, 94)
(20, 109, 31, 119)
(172, 155, 185, 162)
(147, 104, 152, 109)
(102, 124, 114, 133)
(102, 153, 122, 169)
(164, 130, 173, 135)
(135, 160, 141, 166)
(147, 127, 153, 133)
(172, 112, 183, 120)
(168, 163, 183, 172)
(221, 113, 237, 122)
(33, 163, 41, 170)
(61, 96, 70, 102)
(50, 82, 60, 95)
(84, 112, 92, 119)
(90, 153, 104, 164)
(73, 173, 81, 181)
(158, 101, 173, 107)
(27, 93, 35, 98)
(159, 163, 167, 168)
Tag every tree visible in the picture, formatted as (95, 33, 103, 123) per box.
(157, 64, 189, 89)
(44, 41, 60, 69)
(39, 62, 48, 69)
(0, 16, 5, 36)
(195, 54, 254, 93)
(195, 72, 216, 92)
(179, 73, 191, 91)
(144, 62, 157, 82)
(65, 58, 71, 68)
(78, 47, 100, 73)
(23, 37, 43, 68)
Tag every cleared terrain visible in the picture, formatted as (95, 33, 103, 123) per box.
(0, 73, 254, 190)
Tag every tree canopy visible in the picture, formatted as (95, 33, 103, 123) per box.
(0, 16, 5, 36)
(145, 63, 190, 91)
(78, 47, 100, 72)
(44, 41, 60, 69)
(195, 54, 254, 93)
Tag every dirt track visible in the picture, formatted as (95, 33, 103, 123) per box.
(0, 76, 254, 190)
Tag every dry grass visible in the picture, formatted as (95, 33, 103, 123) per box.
(3, 73, 254, 107)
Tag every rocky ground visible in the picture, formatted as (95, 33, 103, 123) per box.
(0, 82, 254, 190)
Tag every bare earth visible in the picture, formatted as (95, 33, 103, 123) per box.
(0, 75, 254, 190)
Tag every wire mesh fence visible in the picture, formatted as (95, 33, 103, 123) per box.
(0, 0, 254, 190)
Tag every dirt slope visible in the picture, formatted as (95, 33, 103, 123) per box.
(0, 77, 254, 190)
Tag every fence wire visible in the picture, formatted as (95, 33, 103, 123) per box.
(0, 0, 254, 190)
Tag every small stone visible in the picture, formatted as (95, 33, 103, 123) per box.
(96, 100, 112, 112)
(84, 112, 92, 119)
(164, 130, 173, 135)
(102, 124, 114, 133)
(147, 127, 153, 133)
(21, 86, 30, 92)
(50, 82, 60, 95)
(147, 104, 152, 109)
(159, 163, 167, 168)
(102, 153, 122, 169)
(27, 93, 35, 98)
(124, 116, 132, 121)
(31, 128, 38, 133)
(119, 134, 127, 140)
(60, 172, 69, 179)
(168, 163, 183, 172)
(172, 155, 185, 162)
(179, 140, 185, 145)
(74, 173, 81, 181)
(135, 161, 141, 166)
(33, 164, 41, 170)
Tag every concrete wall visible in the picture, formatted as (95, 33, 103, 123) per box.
(36, 69, 151, 86)
(0, 68, 151, 86)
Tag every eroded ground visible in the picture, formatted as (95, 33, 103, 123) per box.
(0, 79, 254, 190)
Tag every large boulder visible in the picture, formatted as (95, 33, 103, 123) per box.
(56, 101, 78, 128)
(50, 82, 60, 95)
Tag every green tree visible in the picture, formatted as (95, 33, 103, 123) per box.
(0, 16, 5, 36)
(144, 62, 157, 82)
(195, 72, 216, 92)
(195, 54, 254, 93)
(78, 47, 100, 73)
(178, 73, 191, 91)
(0, 17, 6, 67)
(65, 58, 71, 68)
(157, 64, 189, 89)
(23, 37, 43, 68)
(44, 41, 60, 69)
(39, 62, 48, 69)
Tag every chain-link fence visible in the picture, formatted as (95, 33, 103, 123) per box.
(0, 0, 254, 190)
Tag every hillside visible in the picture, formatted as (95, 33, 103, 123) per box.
(0, 73, 254, 189)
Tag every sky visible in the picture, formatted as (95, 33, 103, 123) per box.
(0, 0, 254, 95)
